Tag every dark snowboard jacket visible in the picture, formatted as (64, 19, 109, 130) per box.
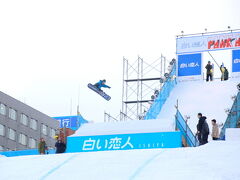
(55, 141, 66, 153)
(224, 67, 229, 80)
(202, 121, 209, 135)
(197, 116, 206, 133)
(205, 64, 213, 74)
(197, 116, 209, 135)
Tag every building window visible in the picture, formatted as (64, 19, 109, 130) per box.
(0, 124, 5, 136)
(9, 108, 17, 120)
(28, 138, 36, 149)
(50, 128, 56, 139)
(30, 119, 37, 130)
(19, 133, 27, 145)
(41, 124, 47, 135)
(8, 128, 16, 141)
(20, 114, 28, 126)
(0, 103, 6, 115)
(0, 145, 3, 151)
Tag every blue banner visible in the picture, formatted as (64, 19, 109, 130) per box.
(178, 53, 202, 77)
(232, 49, 240, 72)
(66, 131, 181, 152)
(53, 116, 88, 130)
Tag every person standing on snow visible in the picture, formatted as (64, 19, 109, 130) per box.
(220, 64, 225, 81)
(196, 113, 209, 145)
(38, 138, 47, 155)
(197, 113, 204, 144)
(205, 61, 213, 82)
(94, 79, 111, 91)
(220, 63, 229, 81)
(224, 67, 229, 80)
(201, 117, 209, 145)
(211, 119, 219, 140)
(55, 139, 66, 154)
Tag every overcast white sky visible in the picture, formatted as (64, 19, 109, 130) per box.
(0, 0, 240, 122)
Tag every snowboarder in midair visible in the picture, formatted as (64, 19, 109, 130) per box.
(94, 79, 111, 91)
(87, 79, 111, 101)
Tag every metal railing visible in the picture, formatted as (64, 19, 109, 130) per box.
(104, 112, 119, 122)
(119, 111, 134, 121)
(104, 111, 134, 122)
(144, 63, 177, 119)
(220, 91, 240, 139)
(175, 110, 199, 147)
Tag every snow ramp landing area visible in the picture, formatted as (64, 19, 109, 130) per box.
(0, 141, 240, 180)
(157, 79, 239, 132)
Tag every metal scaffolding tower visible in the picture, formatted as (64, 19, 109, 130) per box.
(121, 55, 168, 121)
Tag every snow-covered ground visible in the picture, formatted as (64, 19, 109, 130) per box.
(157, 79, 239, 133)
(0, 139, 239, 180)
(0, 80, 239, 180)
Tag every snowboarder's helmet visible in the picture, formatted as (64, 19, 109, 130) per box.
(102, 79, 106, 82)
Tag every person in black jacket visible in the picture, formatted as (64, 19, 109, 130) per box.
(196, 113, 204, 144)
(55, 139, 66, 154)
(196, 113, 209, 145)
(205, 61, 213, 82)
(201, 118, 209, 145)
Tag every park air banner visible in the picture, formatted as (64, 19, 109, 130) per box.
(232, 49, 240, 78)
(177, 53, 202, 81)
(176, 31, 240, 54)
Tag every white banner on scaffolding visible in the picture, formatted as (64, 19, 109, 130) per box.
(176, 31, 240, 54)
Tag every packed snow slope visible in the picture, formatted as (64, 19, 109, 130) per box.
(157, 79, 239, 132)
(0, 140, 240, 180)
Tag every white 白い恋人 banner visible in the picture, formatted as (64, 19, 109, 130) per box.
(177, 31, 240, 54)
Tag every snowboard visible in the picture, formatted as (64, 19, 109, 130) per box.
(88, 83, 111, 101)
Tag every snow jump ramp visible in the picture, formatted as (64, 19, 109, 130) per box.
(156, 79, 239, 133)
